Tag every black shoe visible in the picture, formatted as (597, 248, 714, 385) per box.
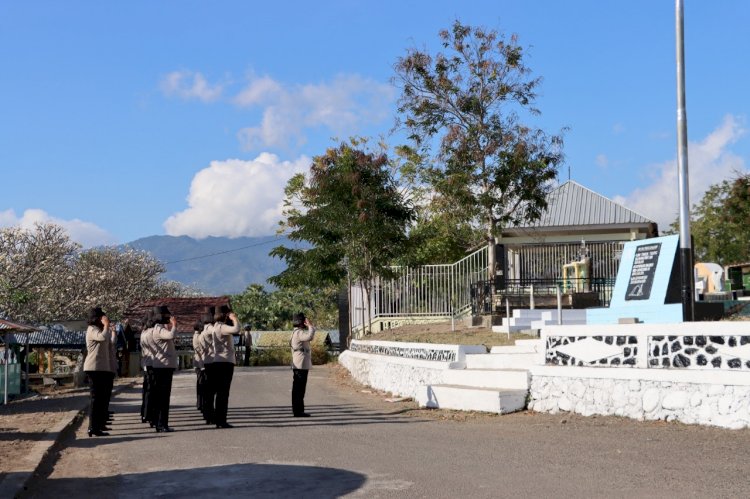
(293, 413, 311, 418)
(141, 417, 148, 424)
(88, 429, 110, 437)
(215, 422, 234, 429)
(99, 426, 112, 431)
(156, 426, 175, 433)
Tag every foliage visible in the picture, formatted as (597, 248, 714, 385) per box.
(0, 223, 199, 323)
(394, 21, 565, 274)
(669, 173, 750, 265)
(270, 141, 414, 332)
(232, 283, 338, 330)
(249, 344, 329, 366)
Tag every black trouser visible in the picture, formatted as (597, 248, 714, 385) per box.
(85, 371, 109, 431)
(104, 371, 115, 414)
(195, 368, 204, 410)
(203, 363, 216, 422)
(140, 368, 152, 421)
(213, 362, 234, 425)
(152, 368, 174, 429)
(292, 368, 309, 416)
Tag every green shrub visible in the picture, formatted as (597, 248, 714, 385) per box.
(250, 343, 330, 366)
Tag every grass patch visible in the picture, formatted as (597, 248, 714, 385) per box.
(360, 322, 537, 350)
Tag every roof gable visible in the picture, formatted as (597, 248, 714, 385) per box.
(519, 180, 654, 229)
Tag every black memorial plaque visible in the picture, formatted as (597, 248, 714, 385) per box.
(625, 243, 661, 301)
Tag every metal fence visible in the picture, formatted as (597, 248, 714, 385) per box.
(471, 277, 617, 315)
(350, 246, 488, 331)
(510, 241, 624, 281)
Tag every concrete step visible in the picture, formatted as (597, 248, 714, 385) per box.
(493, 324, 536, 334)
(464, 352, 538, 369)
(529, 319, 587, 329)
(442, 368, 530, 390)
(489, 344, 539, 354)
(415, 385, 527, 414)
(514, 339, 543, 347)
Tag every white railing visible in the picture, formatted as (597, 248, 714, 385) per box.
(350, 246, 488, 332)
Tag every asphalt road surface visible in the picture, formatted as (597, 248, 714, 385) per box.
(21, 366, 750, 498)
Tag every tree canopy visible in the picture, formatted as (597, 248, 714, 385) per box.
(671, 173, 750, 266)
(271, 142, 414, 290)
(394, 21, 565, 276)
(0, 223, 196, 323)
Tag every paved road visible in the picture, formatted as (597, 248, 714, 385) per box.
(22, 366, 750, 498)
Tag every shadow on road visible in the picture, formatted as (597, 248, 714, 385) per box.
(69, 384, 425, 444)
(21, 462, 367, 498)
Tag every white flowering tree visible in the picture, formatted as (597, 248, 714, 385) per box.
(0, 223, 197, 323)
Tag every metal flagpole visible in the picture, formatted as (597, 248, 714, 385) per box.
(676, 0, 694, 321)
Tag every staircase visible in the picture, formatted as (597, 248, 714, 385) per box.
(492, 309, 587, 334)
(414, 339, 543, 414)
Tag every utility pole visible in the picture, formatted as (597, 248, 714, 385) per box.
(676, 0, 694, 321)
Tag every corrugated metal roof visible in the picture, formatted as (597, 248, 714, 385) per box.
(1, 328, 85, 347)
(521, 180, 654, 228)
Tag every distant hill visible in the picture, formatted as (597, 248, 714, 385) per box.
(124, 235, 299, 295)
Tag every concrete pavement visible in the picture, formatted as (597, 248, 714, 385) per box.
(19, 366, 750, 498)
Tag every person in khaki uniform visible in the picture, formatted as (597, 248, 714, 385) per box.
(199, 306, 216, 424)
(192, 320, 205, 411)
(290, 312, 315, 417)
(84, 306, 112, 437)
(211, 305, 240, 429)
(151, 305, 178, 432)
(139, 311, 155, 425)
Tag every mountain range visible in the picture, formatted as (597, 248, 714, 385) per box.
(124, 235, 298, 296)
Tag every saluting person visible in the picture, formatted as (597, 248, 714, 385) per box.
(200, 306, 216, 424)
(211, 305, 240, 428)
(151, 305, 178, 432)
(290, 313, 315, 417)
(140, 311, 156, 426)
(192, 320, 205, 411)
(84, 306, 112, 437)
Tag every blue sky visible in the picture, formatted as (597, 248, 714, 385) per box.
(1, 1, 748, 247)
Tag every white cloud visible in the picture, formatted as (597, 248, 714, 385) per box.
(614, 115, 748, 232)
(160, 70, 224, 102)
(163, 153, 311, 238)
(234, 74, 395, 150)
(595, 154, 609, 168)
(0, 209, 117, 248)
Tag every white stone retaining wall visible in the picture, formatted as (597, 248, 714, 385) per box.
(339, 340, 486, 398)
(529, 363, 750, 430)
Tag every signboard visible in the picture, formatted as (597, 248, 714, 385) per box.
(625, 243, 661, 301)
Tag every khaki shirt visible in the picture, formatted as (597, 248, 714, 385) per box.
(140, 327, 154, 369)
(212, 321, 240, 364)
(152, 324, 177, 369)
(200, 324, 215, 364)
(84, 325, 111, 372)
(291, 326, 315, 370)
(193, 332, 204, 369)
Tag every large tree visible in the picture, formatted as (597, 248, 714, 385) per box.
(0, 223, 78, 322)
(270, 141, 414, 333)
(394, 21, 565, 281)
(670, 173, 750, 266)
(0, 223, 197, 323)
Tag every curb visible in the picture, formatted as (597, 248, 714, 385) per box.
(2, 380, 137, 499)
